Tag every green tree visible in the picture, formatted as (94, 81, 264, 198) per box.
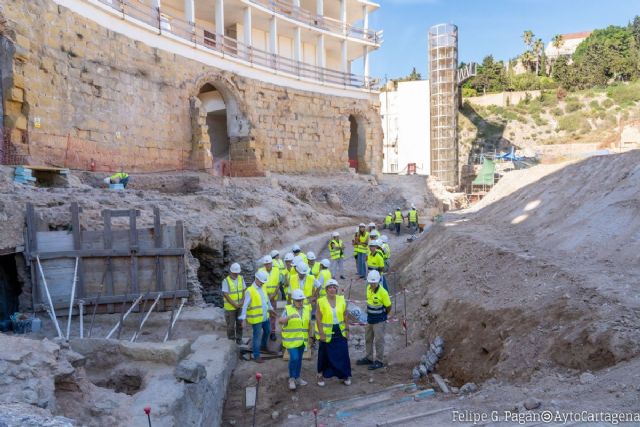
(632, 15, 640, 46)
(520, 50, 535, 73)
(522, 30, 535, 49)
(533, 38, 545, 75)
(465, 55, 507, 94)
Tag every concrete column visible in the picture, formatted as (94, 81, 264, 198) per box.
(363, 5, 369, 31)
(215, 0, 224, 37)
(243, 7, 252, 46)
(317, 34, 325, 68)
(316, 0, 323, 16)
(270, 16, 278, 55)
(363, 45, 369, 79)
(340, 0, 347, 34)
(184, 0, 195, 23)
(294, 27, 302, 62)
(341, 39, 348, 73)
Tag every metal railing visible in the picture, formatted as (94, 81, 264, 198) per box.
(95, 0, 376, 89)
(248, 0, 383, 44)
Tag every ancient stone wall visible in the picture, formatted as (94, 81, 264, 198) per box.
(0, 0, 382, 176)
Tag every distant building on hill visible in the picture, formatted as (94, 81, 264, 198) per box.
(545, 31, 592, 60)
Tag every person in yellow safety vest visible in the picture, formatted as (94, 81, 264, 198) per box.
(259, 255, 281, 342)
(288, 263, 318, 303)
(380, 235, 391, 263)
(367, 222, 376, 235)
(356, 270, 391, 371)
(369, 229, 380, 244)
(393, 207, 404, 236)
(315, 280, 351, 386)
(314, 259, 332, 299)
(292, 244, 308, 266)
(221, 263, 245, 344)
(103, 172, 130, 188)
(283, 252, 295, 296)
(328, 231, 346, 280)
(271, 250, 286, 300)
(367, 240, 388, 291)
(408, 204, 419, 233)
(352, 223, 369, 279)
(384, 213, 393, 229)
(238, 270, 277, 363)
(308, 252, 320, 277)
(279, 289, 313, 390)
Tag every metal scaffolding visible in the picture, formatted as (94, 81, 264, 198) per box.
(429, 23, 459, 187)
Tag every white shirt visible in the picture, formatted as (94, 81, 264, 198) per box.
(238, 284, 273, 321)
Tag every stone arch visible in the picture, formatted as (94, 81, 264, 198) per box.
(190, 73, 262, 176)
(343, 108, 381, 175)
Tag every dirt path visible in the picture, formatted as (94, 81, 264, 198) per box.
(221, 222, 422, 427)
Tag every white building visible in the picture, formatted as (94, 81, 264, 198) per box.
(380, 80, 430, 175)
(545, 31, 592, 60)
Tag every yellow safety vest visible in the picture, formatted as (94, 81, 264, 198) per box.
(310, 262, 321, 277)
(245, 285, 267, 325)
(354, 232, 369, 254)
(408, 209, 417, 223)
(110, 172, 128, 181)
(289, 274, 316, 299)
(384, 215, 392, 225)
(258, 266, 280, 298)
(317, 269, 332, 298)
(281, 304, 311, 349)
(328, 239, 344, 260)
(273, 258, 285, 271)
(296, 253, 309, 266)
(367, 250, 385, 271)
(382, 243, 391, 260)
(223, 275, 244, 311)
(394, 211, 403, 223)
(315, 295, 347, 342)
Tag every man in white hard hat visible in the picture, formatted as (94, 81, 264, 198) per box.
(239, 270, 277, 363)
(408, 204, 419, 234)
(288, 262, 317, 303)
(222, 263, 245, 344)
(279, 288, 312, 390)
(292, 244, 308, 266)
(259, 255, 281, 341)
(393, 207, 404, 236)
(356, 270, 391, 371)
(314, 259, 332, 299)
(383, 213, 393, 229)
(352, 223, 369, 278)
(328, 231, 345, 279)
(283, 252, 296, 300)
(307, 251, 319, 276)
(367, 240, 388, 291)
(271, 250, 286, 300)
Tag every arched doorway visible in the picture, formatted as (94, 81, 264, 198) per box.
(348, 114, 366, 173)
(198, 84, 229, 173)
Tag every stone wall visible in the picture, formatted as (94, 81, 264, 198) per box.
(0, 0, 382, 176)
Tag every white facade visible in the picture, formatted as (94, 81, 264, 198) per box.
(380, 80, 430, 175)
(63, 0, 382, 94)
(545, 31, 592, 60)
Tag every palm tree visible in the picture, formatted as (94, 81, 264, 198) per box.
(533, 38, 544, 75)
(520, 50, 535, 73)
(522, 30, 535, 49)
(550, 34, 565, 74)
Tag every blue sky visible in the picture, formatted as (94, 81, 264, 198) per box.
(366, 0, 639, 80)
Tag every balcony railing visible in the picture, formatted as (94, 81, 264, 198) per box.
(248, 0, 383, 44)
(95, 0, 377, 89)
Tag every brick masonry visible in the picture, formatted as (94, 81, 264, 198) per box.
(0, 0, 383, 175)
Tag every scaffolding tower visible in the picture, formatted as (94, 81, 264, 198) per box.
(429, 23, 459, 187)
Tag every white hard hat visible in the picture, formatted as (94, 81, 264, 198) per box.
(296, 263, 309, 275)
(292, 244, 301, 252)
(396, 207, 401, 210)
(370, 230, 380, 237)
(230, 263, 241, 274)
(369, 240, 381, 247)
(332, 231, 340, 237)
(411, 204, 416, 209)
(381, 235, 389, 243)
(255, 270, 269, 283)
(270, 250, 279, 258)
(388, 212, 393, 216)
(293, 255, 304, 267)
(307, 251, 316, 261)
(291, 289, 306, 301)
(103, 177, 111, 184)
(262, 255, 272, 264)
(358, 223, 366, 228)
(321, 259, 330, 268)
(326, 279, 338, 288)
(368, 222, 376, 228)
(367, 270, 381, 283)
(284, 252, 294, 262)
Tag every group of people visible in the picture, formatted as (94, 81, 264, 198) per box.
(221, 225, 394, 390)
(383, 205, 420, 235)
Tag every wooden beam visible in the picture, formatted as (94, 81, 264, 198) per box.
(31, 248, 186, 260)
(106, 209, 141, 218)
(129, 209, 139, 295)
(70, 202, 85, 298)
(154, 207, 165, 310)
(103, 210, 114, 313)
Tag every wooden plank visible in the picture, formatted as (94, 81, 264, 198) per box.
(32, 248, 186, 260)
(107, 209, 141, 218)
(38, 258, 75, 301)
(26, 203, 37, 308)
(154, 207, 165, 311)
(36, 231, 74, 252)
(71, 202, 85, 298)
(103, 210, 115, 313)
(129, 209, 139, 295)
(46, 290, 190, 311)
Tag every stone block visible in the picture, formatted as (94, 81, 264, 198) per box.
(175, 360, 207, 383)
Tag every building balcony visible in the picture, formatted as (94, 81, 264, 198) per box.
(94, 0, 378, 90)
(246, 0, 382, 45)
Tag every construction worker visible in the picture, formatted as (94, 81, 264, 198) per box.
(103, 171, 130, 188)
(383, 213, 393, 229)
(315, 279, 351, 386)
(408, 205, 419, 233)
(393, 207, 404, 236)
(352, 223, 369, 278)
(367, 222, 377, 234)
(259, 255, 281, 341)
(356, 270, 391, 371)
(271, 250, 286, 300)
(292, 244, 308, 266)
(279, 289, 312, 390)
(315, 259, 332, 298)
(369, 229, 380, 243)
(238, 270, 276, 363)
(380, 235, 391, 267)
(328, 231, 346, 279)
(288, 263, 318, 303)
(221, 263, 245, 344)
(308, 252, 320, 277)
(367, 240, 388, 291)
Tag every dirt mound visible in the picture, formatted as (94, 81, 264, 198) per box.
(396, 151, 640, 384)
